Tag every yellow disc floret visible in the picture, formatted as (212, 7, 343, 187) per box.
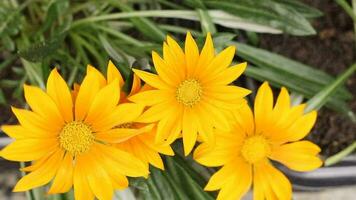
(59, 121, 94, 156)
(176, 79, 203, 107)
(241, 135, 271, 164)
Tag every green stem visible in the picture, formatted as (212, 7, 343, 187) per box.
(352, 0, 356, 43)
(325, 141, 356, 166)
(335, 0, 356, 21)
(305, 63, 356, 113)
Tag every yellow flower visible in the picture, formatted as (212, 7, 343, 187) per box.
(104, 61, 175, 169)
(194, 82, 322, 200)
(0, 66, 149, 200)
(129, 32, 250, 155)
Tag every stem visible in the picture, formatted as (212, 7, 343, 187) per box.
(325, 141, 356, 166)
(335, 0, 356, 21)
(352, 0, 356, 43)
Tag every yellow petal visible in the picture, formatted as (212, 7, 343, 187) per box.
(1, 138, 58, 161)
(73, 156, 94, 200)
(182, 109, 198, 156)
(283, 111, 317, 142)
(48, 153, 74, 194)
(1, 125, 53, 139)
(254, 160, 292, 200)
(200, 46, 235, 79)
(94, 150, 129, 189)
(166, 35, 185, 63)
(270, 141, 322, 171)
(194, 33, 214, 76)
(185, 32, 199, 75)
(155, 107, 182, 144)
(194, 133, 240, 167)
(96, 143, 149, 177)
(92, 103, 144, 132)
(129, 137, 164, 170)
(129, 74, 142, 96)
(23, 84, 64, 127)
(86, 64, 106, 87)
(200, 101, 230, 131)
(215, 158, 252, 200)
(84, 79, 120, 125)
(207, 62, 247, 85)
(132, 69, 170, 90)
(205, 85, 251, 101)
(75, 72, 101, 121)
(138, 130, 175, 156)
(135, 101, 176, 123)
(128, 89, 173, 106)
(96, 124, 154, 143)
(11, 107, 60, 133)
(21, 154, 51, 172)
(107, 60, 124, 87)
(13, 150, 63, 192)
(233, 104, 255, 136)
(254, 82, 273, 134)
(163, 41, 185, 79)
(81, 153, 113, 200)
(152, 51, 179, 86)
(47, 68, 73, 122)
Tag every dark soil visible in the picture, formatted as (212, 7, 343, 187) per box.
(258, 0, 356, 156)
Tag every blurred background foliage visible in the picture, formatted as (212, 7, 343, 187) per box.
(0, 0, 355, 199)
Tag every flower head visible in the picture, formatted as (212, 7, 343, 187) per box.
(104, 61, 174, 169)
(129, 32, 250, 155)
(194, 82, 322, 200)
(0, 65, 149, 200)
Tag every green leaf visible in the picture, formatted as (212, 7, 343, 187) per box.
(197, 9, 217, 34)
(39, 0, 70, 33)
(71, 10, 283, 34)
(273, 0, 323, 18)
(230, 41, 352, 100)
(325, 141, 356, 166)
(134, 156, 213, 200)
(0, 89, 7, 105)
(19, 34, 65, 62)
(116, 3, 166, 42)
(305, 63, 356, 113)
(205, 0, 316, 35)
(244, 65, 353, 115)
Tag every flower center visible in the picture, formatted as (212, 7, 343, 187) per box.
(241, 135, 271, 164)
(176, 79, 203, 107)
(59, 121, 94, 156)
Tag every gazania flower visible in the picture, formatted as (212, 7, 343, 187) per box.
(129, 32, 250, 155)
(103, 61, 174, 169)
(0, 67, 149, 200)
(194, 82, 322, 200)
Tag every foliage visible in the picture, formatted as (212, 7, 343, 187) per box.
(0, 0, 355, 199)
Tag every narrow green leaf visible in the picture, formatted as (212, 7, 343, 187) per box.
(20, 58, 45, 88)
(273, 0, 323, 18)
(19, 34, 65, 62)
(70, 10, 282, 34)
(205, 0, 316, 35)
(197, 9, 217, 34)
(244, 65, 353, 116)
(115, 3, 166, 42)
(230, 41, 352, 100)
(0, 89, 7, 105)
(325, 141, 356, 166)
(305, 64, 356, 113)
